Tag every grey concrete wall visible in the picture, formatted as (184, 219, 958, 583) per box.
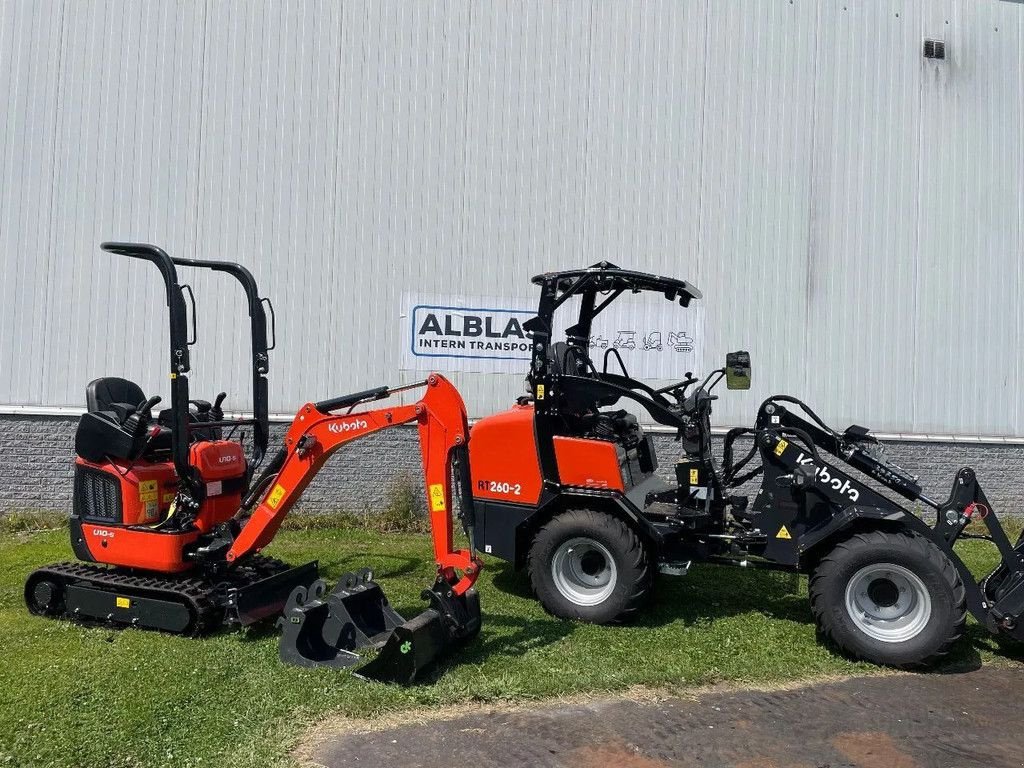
(0, 415, 425, 516)
(1, 415, 1021, 518)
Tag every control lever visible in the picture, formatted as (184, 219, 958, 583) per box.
(211, 392, 227, 422)
(136, 395, 162, 416)
(124, 396, 162, 439)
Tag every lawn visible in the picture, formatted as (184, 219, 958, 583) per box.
(0, 521, 1019, 768)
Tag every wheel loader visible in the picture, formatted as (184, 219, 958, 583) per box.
(25, 243, 482, 683)
(469, 262, 1024, 667)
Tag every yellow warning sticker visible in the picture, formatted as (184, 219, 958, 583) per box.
(774, 439, 789, 457)
(139, 479, 158, 504)
(116, 597, 131, 609)
(429, 483, 446, 512)
(776, 525, 792, 540)
(267, 484, 287, 510)
(689, 468, 699, 485)
(536, 384, 545, 400)
(162, 492, 176, 504)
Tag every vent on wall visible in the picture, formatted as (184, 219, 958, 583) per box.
(923, 39, 946, 59)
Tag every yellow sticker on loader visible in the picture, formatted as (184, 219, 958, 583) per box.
(267, 484, 287, 510)
(776, 525, 792, 540)
(429, 483, 446, 512)
(536, 384, 545, 400)
(138, 479, 158, 503)
(774, 439, 789, 457)
(116, 597, 131, 609)
(689, 468, 699, 485)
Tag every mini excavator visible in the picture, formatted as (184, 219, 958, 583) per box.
(25, 243, 482, 682)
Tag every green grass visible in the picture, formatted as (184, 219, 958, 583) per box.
(0, 524, 1020, 768)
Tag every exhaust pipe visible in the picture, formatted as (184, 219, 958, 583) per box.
(278, 569, 481, 683)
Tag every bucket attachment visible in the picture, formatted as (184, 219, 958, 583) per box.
(278, 568, 481, 683)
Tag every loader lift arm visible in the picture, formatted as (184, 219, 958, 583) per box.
(228, 374, 482, 598)
(739, 395, 1024, 642)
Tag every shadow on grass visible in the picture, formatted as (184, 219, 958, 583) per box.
(492, 559, 810, 628)
(419, 612, 574, 684)
(490, 559, 1024, 672)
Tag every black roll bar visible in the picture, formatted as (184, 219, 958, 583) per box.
(100, 242, 198, 496)
(99, 242, 275, 499)
(169, 256, 272, 468)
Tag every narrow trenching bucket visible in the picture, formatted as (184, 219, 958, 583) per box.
(277, 568, 481, 683)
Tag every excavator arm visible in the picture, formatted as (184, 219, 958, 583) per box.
(227, 373, 482, 596)
(223, 374, 483, 682)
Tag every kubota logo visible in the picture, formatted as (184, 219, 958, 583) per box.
(327, 419, 368, 434)
(795, 453, 860, 502)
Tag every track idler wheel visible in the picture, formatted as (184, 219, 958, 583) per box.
(277, 569, 481, 684)
(25, 572, 66, 616)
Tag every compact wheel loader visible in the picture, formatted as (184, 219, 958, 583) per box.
(469, 263, 1024, 667)
(25, 243, 482, 682)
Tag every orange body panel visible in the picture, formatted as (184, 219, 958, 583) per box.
(75, 440, 247, 571)
(552, 436, 625, 491)
(79, 521, 200, 573)
(75, 456, 177, 526)
(468, 405, 543, 505)
(190, 440, 247, 533)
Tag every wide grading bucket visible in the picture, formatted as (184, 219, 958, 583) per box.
(278, 568, 481, 683)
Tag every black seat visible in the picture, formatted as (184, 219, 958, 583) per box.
(76, 377, 168, 463)
(86, 377, 146, 423)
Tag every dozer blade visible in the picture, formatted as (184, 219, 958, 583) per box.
(277, 569, 481, 683)
(232, 560, 320, 626)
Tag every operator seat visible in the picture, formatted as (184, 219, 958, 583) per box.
(86, 377, 146, 422)
(76, 377, 170, 463)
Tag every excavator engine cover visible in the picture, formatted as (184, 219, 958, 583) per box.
(278, 568, 481, 683)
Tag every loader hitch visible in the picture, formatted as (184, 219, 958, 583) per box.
(278, 569, 481, 683)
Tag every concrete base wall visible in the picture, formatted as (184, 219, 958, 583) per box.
(1, 414, 1021, 518)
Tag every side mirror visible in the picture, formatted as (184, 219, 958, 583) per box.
(725, 351, 751, 390)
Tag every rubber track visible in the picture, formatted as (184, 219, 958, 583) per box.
(27, 555, 293, 636)
(809, 529, 967, 667)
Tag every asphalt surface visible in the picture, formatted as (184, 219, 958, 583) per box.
(307, 665, 1024, 768)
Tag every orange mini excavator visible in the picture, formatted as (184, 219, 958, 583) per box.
(25, 243, 482, 682)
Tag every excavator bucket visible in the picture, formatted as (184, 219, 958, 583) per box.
(278, 569, 481, 683)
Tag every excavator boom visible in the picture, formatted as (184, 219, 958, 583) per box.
(234, 374, 483, 682)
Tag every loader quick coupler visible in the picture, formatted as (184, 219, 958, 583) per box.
(278, 569, 481, 684)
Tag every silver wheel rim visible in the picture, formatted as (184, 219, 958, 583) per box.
(550, 537, 617, 606)
(844, 563, 932, 643)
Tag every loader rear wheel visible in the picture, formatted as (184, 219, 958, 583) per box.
(528, 508, 652, 624)
(810, 529, 965, 668)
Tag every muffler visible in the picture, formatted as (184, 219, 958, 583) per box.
(278, 568, 481, 683)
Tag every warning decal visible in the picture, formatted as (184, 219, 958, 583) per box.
(138, 480, 158, 504)
(776, 525, 792, 540)
(429, 483, 446, 512)
(267, 484, 287, 510)
(774, 439, 789, 457)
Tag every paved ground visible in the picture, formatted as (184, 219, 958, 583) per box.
(307, 665, 1024, 768)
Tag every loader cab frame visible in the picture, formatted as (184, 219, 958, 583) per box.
(523, 263, 709, 505)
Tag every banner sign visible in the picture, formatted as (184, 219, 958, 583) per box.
(403, 295, 535, 374)
(402, 292, 704, 379)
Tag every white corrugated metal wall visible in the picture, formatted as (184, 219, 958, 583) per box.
(1, 0, 1021, 435)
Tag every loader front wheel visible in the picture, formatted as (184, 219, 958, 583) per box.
(528, 508, 652, 624)
(810, 529, 966, 668)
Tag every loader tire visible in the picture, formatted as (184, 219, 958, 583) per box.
(528, 508, 652, 624)
(809, 529, 966, 668)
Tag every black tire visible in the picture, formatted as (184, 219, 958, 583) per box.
(809, 529, 966, 668)
(527, 508, 652, 624)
